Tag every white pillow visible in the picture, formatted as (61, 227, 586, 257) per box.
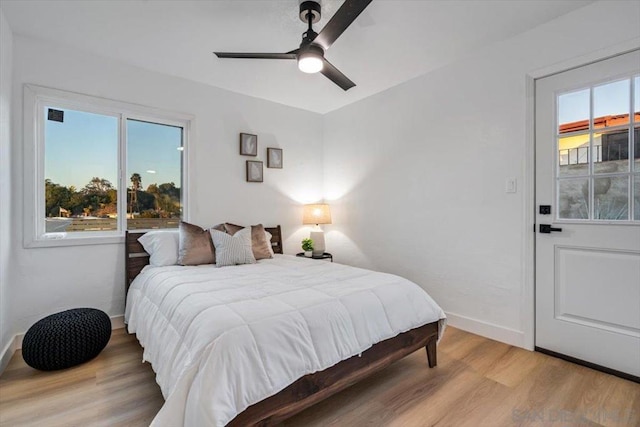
(138, 230, 179, 266)
(210, 228, 256, 267)
(265, 230, 275, 256)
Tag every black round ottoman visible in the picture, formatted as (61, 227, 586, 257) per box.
(22, 308, 112, 371)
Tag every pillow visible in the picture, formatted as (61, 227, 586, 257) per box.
(265, 230, 275, 256)
(211, 223, 226, 233)
(178, 221, 215, 265)
(224, 223, 273, 260)
(223, 222, 244, 235)
(138, 230, 179, 266)
(210, 228, 256, 267)
(250, 224, 273, 260)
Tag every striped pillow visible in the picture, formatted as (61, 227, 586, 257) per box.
(210, 228, 256, 267)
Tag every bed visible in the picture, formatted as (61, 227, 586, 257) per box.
(124, 226, 446, 426)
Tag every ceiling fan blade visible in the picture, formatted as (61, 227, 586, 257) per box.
(313, 0, 372, 50)
(320, 59, 356, 91)
(214, 52, 297, 60)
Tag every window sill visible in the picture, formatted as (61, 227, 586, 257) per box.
(24, 233, 125, 248)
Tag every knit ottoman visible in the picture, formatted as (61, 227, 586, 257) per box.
(22, 308, 112, 371)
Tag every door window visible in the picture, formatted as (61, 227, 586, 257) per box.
(556, 75, 639, 221)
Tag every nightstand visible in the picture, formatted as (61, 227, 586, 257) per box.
(296, 252, 333, 262)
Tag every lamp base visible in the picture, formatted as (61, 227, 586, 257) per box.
(309, 230, 325, 256)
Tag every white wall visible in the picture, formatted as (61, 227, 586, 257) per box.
(9, 35, 324, 335)
(5, 0, 640, 353)
(322, 0, 640, 348)
(0, 9, 14, 369)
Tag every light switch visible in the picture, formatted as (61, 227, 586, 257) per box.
(506, 177, 517, 193)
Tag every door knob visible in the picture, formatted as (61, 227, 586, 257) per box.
(539, 224, 562, 234)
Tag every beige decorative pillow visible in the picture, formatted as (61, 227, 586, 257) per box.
(178, 221, 215, 265)
(211, 223, 226, 233)
(223, 223, 273, 260)
(250, 224, 273, 260)
(224, 222, 244, 235)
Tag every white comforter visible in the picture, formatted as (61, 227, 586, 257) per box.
(125, 255, 446, 426)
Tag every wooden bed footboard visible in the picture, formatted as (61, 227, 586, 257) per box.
(228, 321, 439, 427)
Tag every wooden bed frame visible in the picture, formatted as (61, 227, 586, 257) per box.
(125, 226, 439, 426)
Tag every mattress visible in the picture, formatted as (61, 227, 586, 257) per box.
(124, 254, 446, 426)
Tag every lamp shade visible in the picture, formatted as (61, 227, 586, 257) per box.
(303, 204, 332, 225)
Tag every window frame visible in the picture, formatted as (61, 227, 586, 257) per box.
(23, 84, 193, 248)
(553, 73, 639, 224)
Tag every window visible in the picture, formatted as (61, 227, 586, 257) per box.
(126, 119, 184, 230)
(44, 108, 119, 233)
(24, 85, 191, 247)
(556, 75, 639, 221)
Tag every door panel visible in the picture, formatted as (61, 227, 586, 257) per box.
(555, 246, 640, 332)
(535, 50, 640, 378)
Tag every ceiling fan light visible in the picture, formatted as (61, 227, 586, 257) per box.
(298, 45, 324, 74)
(298, 54, 323, 73)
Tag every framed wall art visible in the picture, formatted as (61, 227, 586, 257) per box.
(246, 160, 263, 182)
(267, 147, 283, 169)
(240, 133, 258, 156)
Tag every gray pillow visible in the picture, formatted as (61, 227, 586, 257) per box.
(210, 228, 256, 267)
(224, 223, 273, 260)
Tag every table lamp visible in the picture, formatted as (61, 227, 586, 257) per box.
(303, 204, 332, 256)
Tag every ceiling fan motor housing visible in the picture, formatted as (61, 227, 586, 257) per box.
(299, 1, 321, 23)
(299, 43, 324, 59)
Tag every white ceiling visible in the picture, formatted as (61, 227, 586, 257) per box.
(1, 0, 593, 114)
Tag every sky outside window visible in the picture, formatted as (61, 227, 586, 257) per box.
(127, 119, 183, 191)
(44, 108, 182, 190)
(45, 108, 118, 189)
(558, 78, 634, 128)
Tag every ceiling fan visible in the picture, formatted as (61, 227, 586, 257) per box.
(214, 0, 372, 91)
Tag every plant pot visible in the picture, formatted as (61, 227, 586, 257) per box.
(304, 251, 313, 257)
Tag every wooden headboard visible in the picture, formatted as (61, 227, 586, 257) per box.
(125, 225, 283, 293)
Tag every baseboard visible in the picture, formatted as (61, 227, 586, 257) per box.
(0, 336, 16, 374)
(445, 311, 526, 348)
(0, 314, 125, 375)
(110, 315, 125, 331)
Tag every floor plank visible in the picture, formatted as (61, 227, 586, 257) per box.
(0, 327, 638, 426)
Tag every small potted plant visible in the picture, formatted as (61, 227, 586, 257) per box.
(301, 238, 314, 257)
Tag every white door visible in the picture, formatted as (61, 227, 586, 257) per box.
(535, 50, 640, 379)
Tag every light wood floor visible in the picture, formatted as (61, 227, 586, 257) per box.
(1, 327, 638, 427)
